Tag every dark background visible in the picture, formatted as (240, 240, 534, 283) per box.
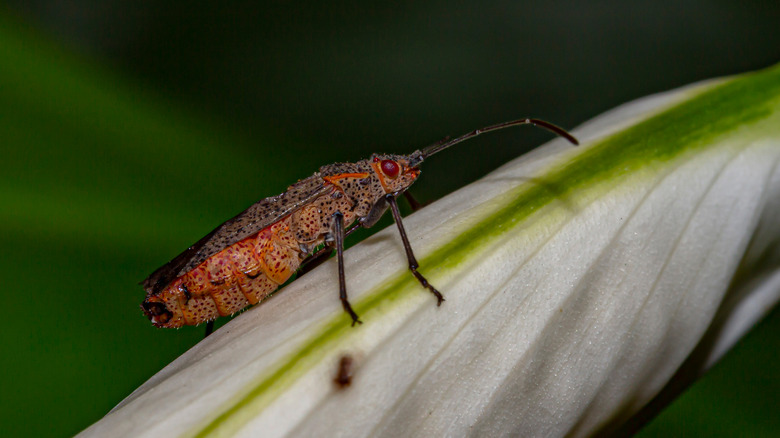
(0, 1, 778, 436)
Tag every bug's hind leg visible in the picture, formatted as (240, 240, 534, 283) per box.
(334, 212, 362, 326)
(386, 195, 444, 305)
(204, 320, 214, 338)
(296, 245, 334, 279)
(296, 223, 362, 279)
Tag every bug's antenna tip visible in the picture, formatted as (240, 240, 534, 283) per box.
(416, 117, 578, 160)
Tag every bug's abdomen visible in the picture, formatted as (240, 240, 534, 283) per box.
(143, 216, 307, 328)
(142, 186, 360, 328)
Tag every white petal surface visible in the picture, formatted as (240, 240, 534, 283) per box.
(79, 66, 780, 438)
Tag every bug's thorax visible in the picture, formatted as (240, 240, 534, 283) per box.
(318, 154, 421, 219)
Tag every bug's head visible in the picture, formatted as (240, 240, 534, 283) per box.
(141, 297, 178, 328)
(370, 154, 421, 194)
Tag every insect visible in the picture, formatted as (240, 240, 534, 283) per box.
(141, 118, 578, 329)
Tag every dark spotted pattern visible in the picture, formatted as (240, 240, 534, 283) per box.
(142, 154, 423, 327)
(140, 119, 577, 328)
(142, 175, 332, 294)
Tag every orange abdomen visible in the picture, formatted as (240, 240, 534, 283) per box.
(148, 216, 305, 327)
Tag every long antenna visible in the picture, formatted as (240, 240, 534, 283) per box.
(409, 118, 578, 166)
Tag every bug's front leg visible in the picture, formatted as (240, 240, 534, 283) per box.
(334, 211, 362, 326)
(386, 195, 445, 305)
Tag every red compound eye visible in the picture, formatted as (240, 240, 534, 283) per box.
(380, 159, 400, 179)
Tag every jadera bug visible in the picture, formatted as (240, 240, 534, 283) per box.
(141, 118, 578, 329)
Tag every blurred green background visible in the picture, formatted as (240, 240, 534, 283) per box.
(0, 1, 778, 436)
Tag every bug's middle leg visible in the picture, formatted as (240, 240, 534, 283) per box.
(334, 211, 362, 326)
(386, 195, 444, 305)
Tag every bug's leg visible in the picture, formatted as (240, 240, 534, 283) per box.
(334, 212, 362, 326)
(296, 245, 334, 278)
(344, 221, 363, 237)
(297, 222, 362, 279)
(204, 320, 214, 338)
(386, 195, 444, 305)
(403, 191, 425, 212)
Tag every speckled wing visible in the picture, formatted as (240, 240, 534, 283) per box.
(142, 174, 334, 295)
